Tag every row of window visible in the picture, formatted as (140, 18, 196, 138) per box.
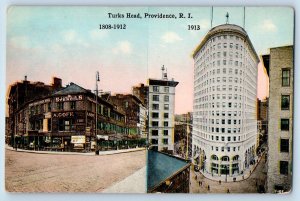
(211, 146, 240, 152)
(151, 129, 169, 136)
(152, 103, 169, 110)
(30, 102, 77, 114)
(195, 52, 245, 66)
(152, 86, 169, 93)
(277, 69, 291, 176)
(152, 112, 169, 119)
(152, 94, 169, 102)
(196, 110, 242, 117)
(30, 102, 52, 115)
(151, 121, 169, 127)
(151, 138, 168, 145)
(211, 155, 240, 161)
(195, 94, 243, 103)
(196, 34, 244, 58)
(195, 67, 243, 82)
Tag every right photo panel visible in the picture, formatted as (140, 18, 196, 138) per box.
(146, 6, 294, 194)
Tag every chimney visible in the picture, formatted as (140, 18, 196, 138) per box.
(53, 77, 62, 90)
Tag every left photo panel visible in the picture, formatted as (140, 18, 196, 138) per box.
(5, 6, 148, 193)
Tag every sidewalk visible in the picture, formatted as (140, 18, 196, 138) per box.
(198, 153, 265, 182)
(5, 145, 145, 156)
(102, 166, 146, 193)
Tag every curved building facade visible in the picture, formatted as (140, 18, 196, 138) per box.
(192, 24, 259, 180)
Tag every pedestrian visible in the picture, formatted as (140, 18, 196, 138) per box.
(207, 185, 210, 191)
(219, 180, 221, 185)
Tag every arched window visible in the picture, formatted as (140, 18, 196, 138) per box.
(221, 156, 229, 161)
(211, 155, 218, 160)
(233, 155, 239, 161)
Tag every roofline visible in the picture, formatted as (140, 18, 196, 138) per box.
(192, 24, 259, 63)
(148, 78, 179, 87)
(147, 150, 191, 192)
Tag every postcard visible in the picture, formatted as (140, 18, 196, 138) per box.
(5, 6, 294, 194)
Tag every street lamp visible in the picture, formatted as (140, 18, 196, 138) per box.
(95, 71, 100, 155)
(225, 164, 228, 183)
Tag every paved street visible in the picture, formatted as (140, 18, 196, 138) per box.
(190, 153, 267, 193)
(5, 149, 146, 192)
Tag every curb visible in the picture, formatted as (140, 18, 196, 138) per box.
(5, 146, 146, 156)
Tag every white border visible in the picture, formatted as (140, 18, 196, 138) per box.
(0, 0, 298, 201)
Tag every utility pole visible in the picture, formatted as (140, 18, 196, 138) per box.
(95, 71, 100, 155)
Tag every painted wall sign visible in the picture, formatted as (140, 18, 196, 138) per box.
(55, 95, 83, 102)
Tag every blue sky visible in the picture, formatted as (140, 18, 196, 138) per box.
(6, 6, 294, 113)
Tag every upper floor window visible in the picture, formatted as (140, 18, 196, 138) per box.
(153, 95, 159, 101)
(152, 104, 159, 110)
(164, 104, 169, 110)
(153, 86, 159, 92)
(280, 139, 289, 153)
(152, 112, 159, 118)
(282, 69, 290, 86)
(152, 121, 159, 127)
(57, 102, 64, 110)
(281, 119, 289, 131)
(280, 161, 289, 175)
(70, 101, 76, 110)
(281, 95, 290, 110)
(164, 95, 169, 102)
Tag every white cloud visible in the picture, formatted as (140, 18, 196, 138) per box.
(261, 20, 277, 32)
(8, 36, 30, 49)
(62, 30, 77, 43)
(113, 41, 132, 55)
(89, 30, 108, 40)
(199, 19, 210, 30)
(51, 43, 65, 52)
(61, 30, 89, 47)
(161, 32, 182, 43)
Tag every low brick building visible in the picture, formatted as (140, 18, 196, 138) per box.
(8, 80, 146, 152)
(109, 94, 147, 138)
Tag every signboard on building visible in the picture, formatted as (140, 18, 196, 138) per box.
(71, 136, 86, 144)
(52, 112, 74, 118)
(28, 98, 51, 107)
(86, 127, 91, 135)
(97, 135, 109, 140)
(55, 95, 83, 102)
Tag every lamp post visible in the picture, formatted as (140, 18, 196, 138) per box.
(95, 71, 100, 155)
(225, 164, 228, 183)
